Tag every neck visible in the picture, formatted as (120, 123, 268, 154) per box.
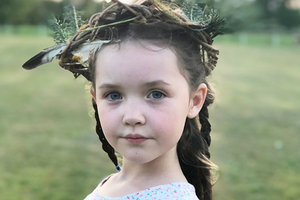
(117, 147, 187, 186)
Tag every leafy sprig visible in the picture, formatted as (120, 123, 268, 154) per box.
(181, 2, 204, 24)
(181, 2, 226, 37)
(49, 4, 86, 44)
(49, 17, 68, 44)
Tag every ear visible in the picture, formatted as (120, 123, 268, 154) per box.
(187, 83, 207, 119)
(90, 86, 97, 101)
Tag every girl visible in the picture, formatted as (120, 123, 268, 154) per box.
(23, 0, 223, 199)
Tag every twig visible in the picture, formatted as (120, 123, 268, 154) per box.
(89, 3, 118, 27)
(81, 16, 139, 32)
(72, 5, 79, 30)
(149, 0, 182, 22)
(111, 0, 140, 16)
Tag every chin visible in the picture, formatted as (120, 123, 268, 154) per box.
(123, 152, 158, 165)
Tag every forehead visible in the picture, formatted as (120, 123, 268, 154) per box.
(94, 41, 181, 78)
(97, 40, 174, 61)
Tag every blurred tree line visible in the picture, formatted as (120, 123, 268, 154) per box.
(0, 0, 108, 25)
(0, 0, 300, 32)
(192, 0, 300, 32)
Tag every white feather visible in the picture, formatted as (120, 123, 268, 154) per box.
(41, 44, 67, 64)
(23, 40, 112, 69)
(71, 40, 111, 62)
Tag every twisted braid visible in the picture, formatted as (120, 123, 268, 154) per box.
(199, 83, 215, 149)
(92, 99, 119, 169)
(199, 103, 211, 147)
(178, 117, 212, 200)
(177, 79, 215, 200)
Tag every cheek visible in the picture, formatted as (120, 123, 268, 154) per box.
(151, 107, 187, 140)
(97, 107, 119, 138)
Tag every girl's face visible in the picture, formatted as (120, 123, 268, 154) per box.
(91, 40, 205, 165)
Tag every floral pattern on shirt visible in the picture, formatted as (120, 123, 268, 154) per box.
(84, 178, 199, 200)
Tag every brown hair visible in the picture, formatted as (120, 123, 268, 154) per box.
(59, 1, 221, 199)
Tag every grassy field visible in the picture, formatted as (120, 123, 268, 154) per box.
(0, 34, 299, 200)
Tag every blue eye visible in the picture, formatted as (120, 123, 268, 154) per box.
(106, 92, 122, 101)
(149, 91, 165, 99)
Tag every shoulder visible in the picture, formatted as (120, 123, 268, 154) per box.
(83, 175, 113, 200)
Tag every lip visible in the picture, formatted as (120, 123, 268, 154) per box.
(123, 134, 148, 144)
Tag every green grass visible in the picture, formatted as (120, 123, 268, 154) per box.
(0, 34, 115, 200)
(0, 25, 51, 36)
(0, 34, 299, 200)
(211, 42, 300, 200)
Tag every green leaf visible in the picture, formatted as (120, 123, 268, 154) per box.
(48, 4, 87, 44)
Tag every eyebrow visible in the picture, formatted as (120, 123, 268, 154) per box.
(98, 80, 170, 90)
(143, 80, 170, 88)
(98, 83, 121, 90)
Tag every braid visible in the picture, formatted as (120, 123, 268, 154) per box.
(177, 82, 215, 200)
(199, 100, 212, 156)
(178, 118, 212, 200)
(92, 99, 119, 169)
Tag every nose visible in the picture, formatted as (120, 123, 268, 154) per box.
(122, 100, 146, 126)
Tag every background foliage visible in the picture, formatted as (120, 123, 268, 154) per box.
(0, 0, 299, 200)
(1, 0, 300, 32)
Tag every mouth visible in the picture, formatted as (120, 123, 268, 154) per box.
(123, 134, 148, 144)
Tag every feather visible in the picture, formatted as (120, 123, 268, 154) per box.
(22, 40, 111, 70)
(71, 40, 111, 63)
(22, 43, 67, 70)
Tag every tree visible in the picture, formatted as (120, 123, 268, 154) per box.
(254, 0, 300, 30)
(277, 1, 300, 29)
(0, 0, 41, 24)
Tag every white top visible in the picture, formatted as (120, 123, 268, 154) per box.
(84, 176, 199, 200)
